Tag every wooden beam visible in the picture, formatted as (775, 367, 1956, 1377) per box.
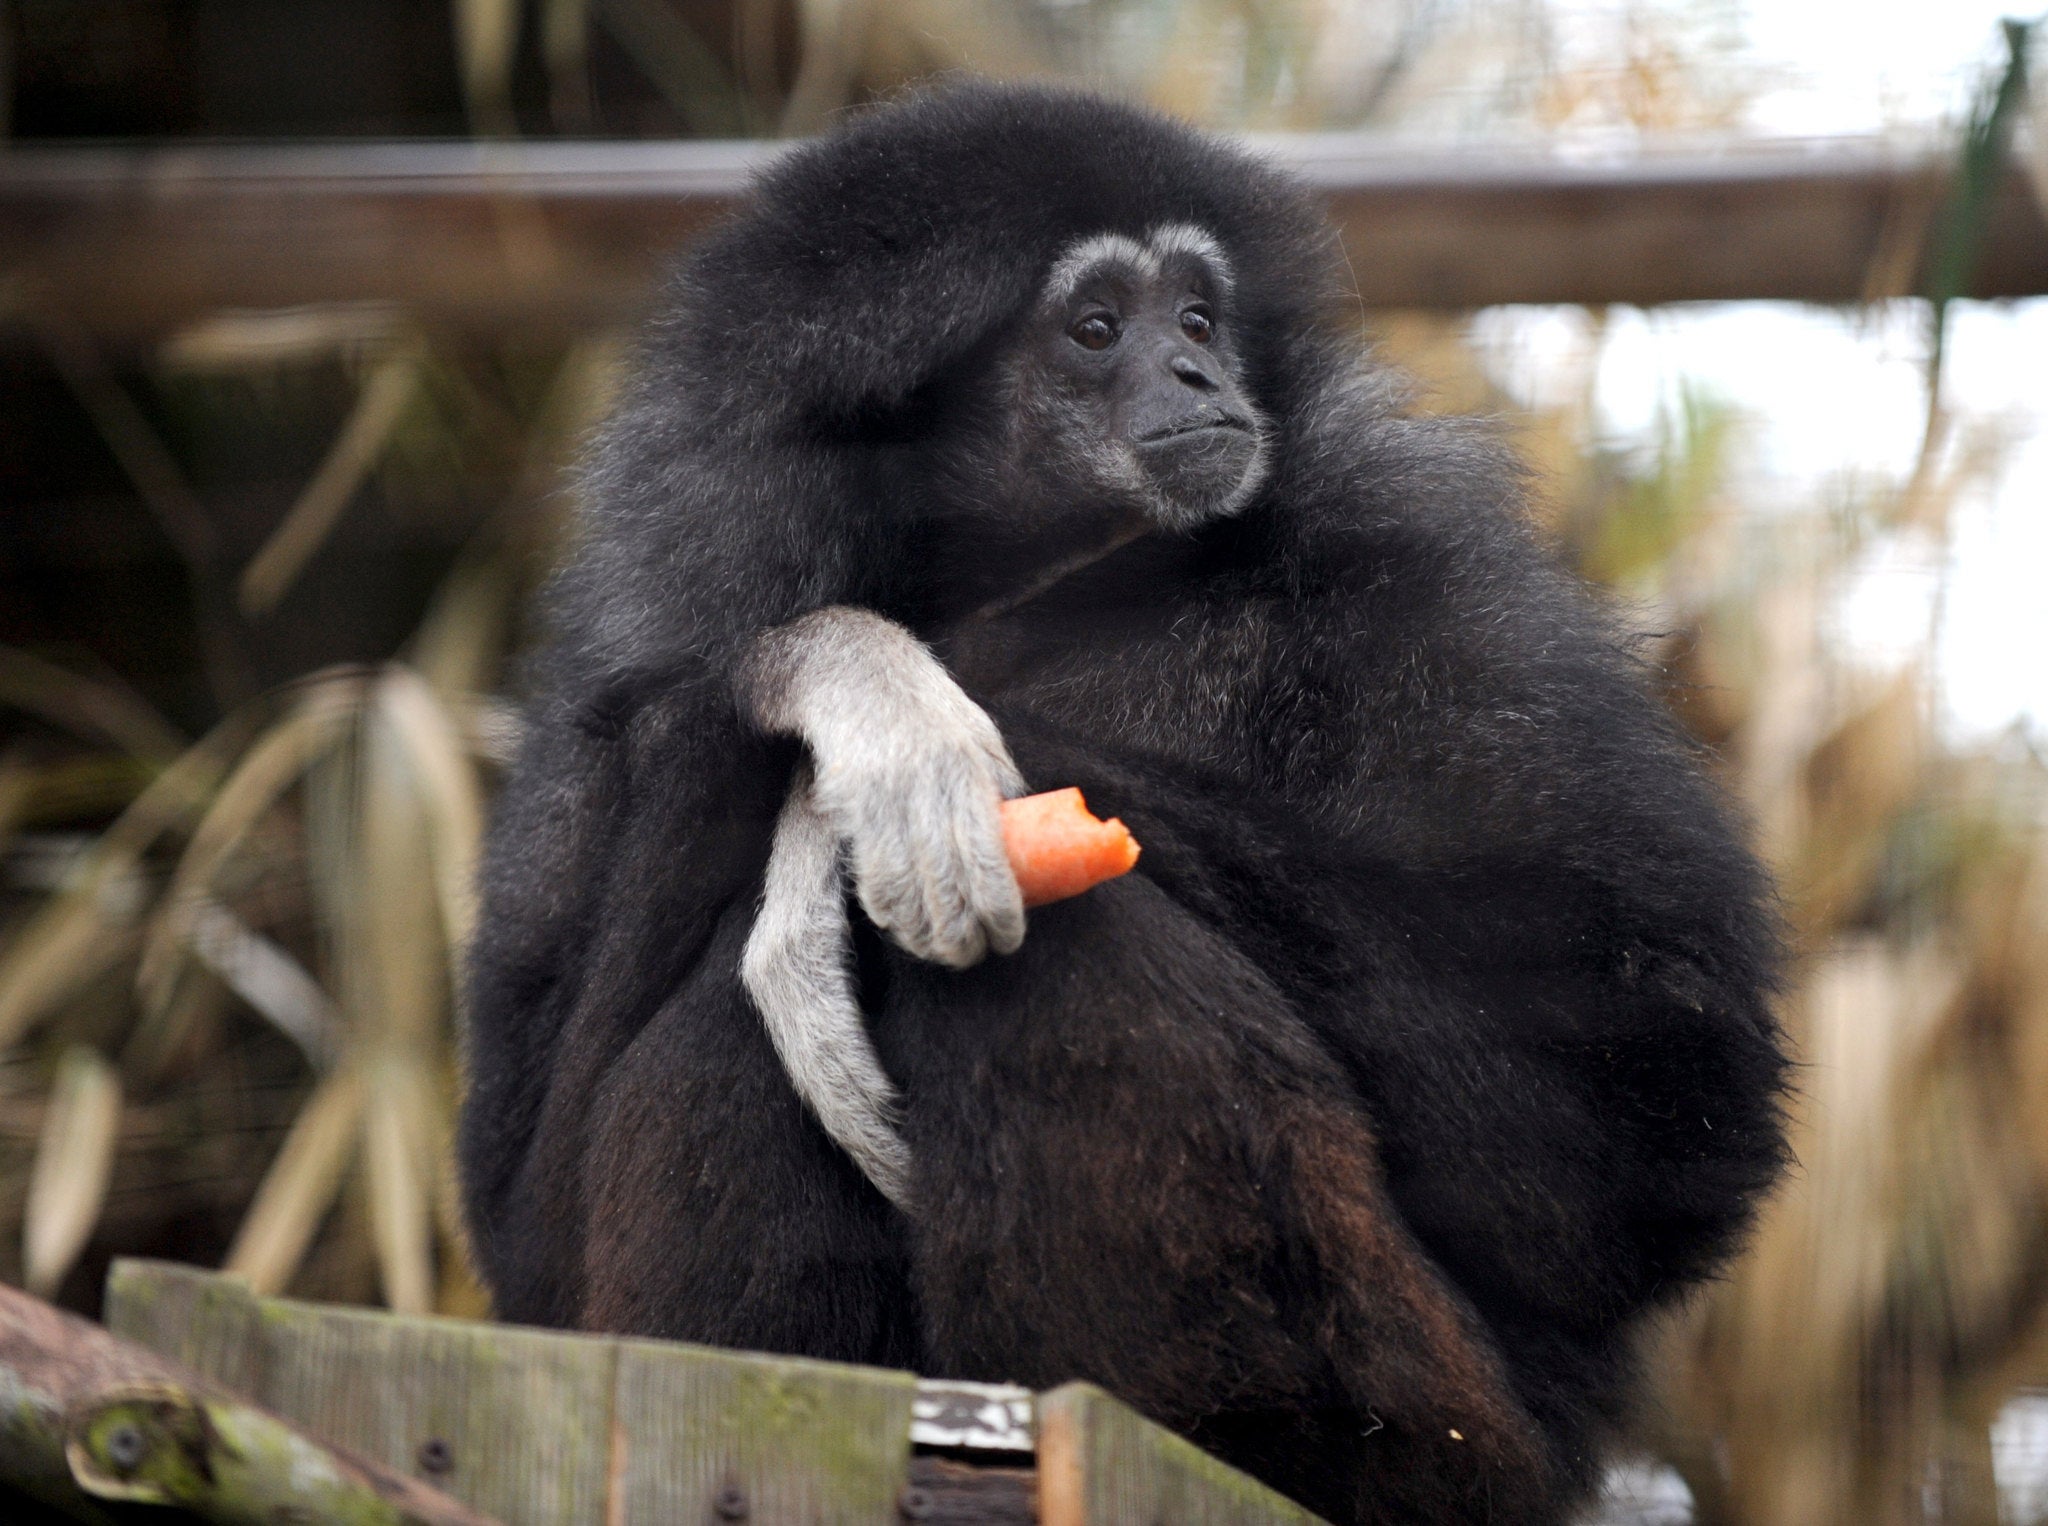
(2, 137, 2043, 340)
(1276, 139, 2048, 309)
(103, 1258, 1335, 1525)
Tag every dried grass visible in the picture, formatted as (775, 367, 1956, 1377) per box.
(0, 320, 606, 1311)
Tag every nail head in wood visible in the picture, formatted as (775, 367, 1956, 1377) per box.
(104, 1422, 147, 1472)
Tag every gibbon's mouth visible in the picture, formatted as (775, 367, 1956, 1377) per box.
(1137, 414, 1256, 445)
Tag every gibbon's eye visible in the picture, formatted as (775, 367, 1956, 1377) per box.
(1180, 305, 1214, 344)
(1070, 313, 1120, 351)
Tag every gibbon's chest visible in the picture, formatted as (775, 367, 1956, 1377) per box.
(931, 593, 1301, 769)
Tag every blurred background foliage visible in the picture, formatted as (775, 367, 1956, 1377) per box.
(0, 0, 1762, 138)
(3, 2, 2048, 1523)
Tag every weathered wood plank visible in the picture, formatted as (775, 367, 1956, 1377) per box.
(3, 138, 2042, 339)
(104, 1257, 262, 1396)
(111, 1260, 617, 1525)
(906, 1454, 1037, 1525)
(254, 1299, 619, 1526)
(104, 1262, 1349, 1526)
(611, 1335, 918, 1524)
(110, 1261, 926, 1524)
(1036, 1385, 1324, 1526)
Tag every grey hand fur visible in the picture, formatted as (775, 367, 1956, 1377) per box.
(739, 606, 1026, 972)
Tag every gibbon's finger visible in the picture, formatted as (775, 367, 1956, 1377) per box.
(739, 773, 914, 1209)
(831, 778, 932, 955)
(860, 764, 985, 966)
(855, 837, 936, 958)
(930, 755, 1024, 964)
(957, 781, 1026, 957)
(905, 766, 990, 970)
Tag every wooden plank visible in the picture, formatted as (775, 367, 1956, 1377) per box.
(103, 1256, 262, 1396)
(2, 1278, 494, 1526)
(110, 1260, 616, 1525)
(906, 1455, 1037, 1525)
(1036, 1384, 1324, 1526)
(253, 1297, 619, 1526)
(611, 1335, 918, 1524)
(100, 1262, 1370, 1525)
(3, 138, 2043, 339)
(108, 1260, 928, 1524)
(0, 141, 754, 343)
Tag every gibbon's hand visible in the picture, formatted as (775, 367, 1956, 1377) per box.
(742, 607, 1026, 968)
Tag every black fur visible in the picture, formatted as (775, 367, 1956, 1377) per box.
(461, 83, 1789, 1525)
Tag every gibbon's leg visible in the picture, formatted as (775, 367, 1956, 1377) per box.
(741, 766, 914, 1209)
(574, 900, 918, 1365)
(873, 872, 1564, 1526)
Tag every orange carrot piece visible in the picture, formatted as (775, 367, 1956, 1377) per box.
(999, 788, 1141, 908)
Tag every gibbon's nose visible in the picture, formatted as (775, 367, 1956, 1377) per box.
(1169, 353, 1220, 392)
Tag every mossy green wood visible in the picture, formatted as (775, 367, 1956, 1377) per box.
(613, 1337, 916, 1523)
(108, 1260, 613, 1523)
(251, 1298, 618, 1524)
(105, 1261, 1329, 1526)
(1037, 1385, 1326, 1526)
(105, 1261, 918, 1525)
(104, 1256, 262, 1394)
(69, 1383, 480, 1524)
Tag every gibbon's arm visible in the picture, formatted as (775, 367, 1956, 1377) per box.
(736, 606, 1026, 970)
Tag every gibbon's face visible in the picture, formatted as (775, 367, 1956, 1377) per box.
(1014, 224, 1269, 533)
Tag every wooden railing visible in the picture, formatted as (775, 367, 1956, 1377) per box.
(89, 1259, 1322, 1525)
(2, 138, 2043, 338)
